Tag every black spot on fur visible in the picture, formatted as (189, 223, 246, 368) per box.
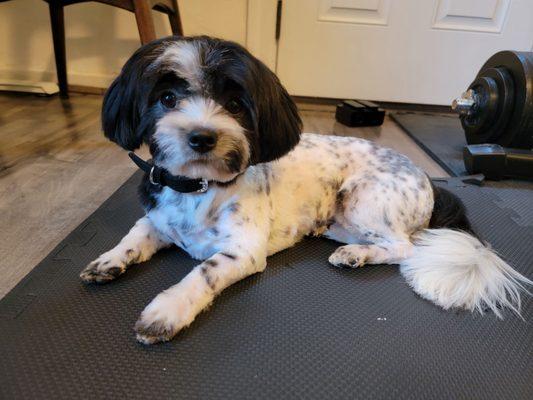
(200, 265, 216, 290)
(383, 211, 392, 227)
(179, 220, 194, 233)
(205, 259, 218, 267)
(226, 202, 240, 213)
(107, 266, 123, 277)
(220, 252, 237, 260)
(429, 183, 477, 237)
(207, 207, 217, 220)
(265, 179, 271, 195)
(138, 173, 163, 211)
(194, 200, 201, 210)
(336, 188, 348, 209)
(225, 149, 243, 173)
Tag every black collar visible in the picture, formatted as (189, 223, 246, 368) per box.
(129, 152, 211, 193)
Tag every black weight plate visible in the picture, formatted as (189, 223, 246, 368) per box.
(463, 76, 499, 141)
(463, 67, 514, 145)
(478, 51, 533, 149)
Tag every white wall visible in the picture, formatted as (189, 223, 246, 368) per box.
(0, 0, 248, 87)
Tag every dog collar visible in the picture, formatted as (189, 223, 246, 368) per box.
(128, 152, 210, 193)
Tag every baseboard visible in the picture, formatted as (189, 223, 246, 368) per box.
(293, 96, 454, 113)
(0, 80, 59, 95)
(0, 69, 113, 91)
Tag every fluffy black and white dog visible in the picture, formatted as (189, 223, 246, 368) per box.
(81, 36, 531, 344)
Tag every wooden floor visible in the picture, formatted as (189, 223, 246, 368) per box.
(0, 92, 447, 299)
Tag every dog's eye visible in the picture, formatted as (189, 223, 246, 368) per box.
(160, 91, 177, 109)
(225, 99, 243, 114)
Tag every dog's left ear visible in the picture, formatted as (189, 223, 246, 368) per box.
(248, 60, 302, 163)
(102, 38, 168, 150)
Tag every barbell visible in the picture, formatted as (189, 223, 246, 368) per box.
(452, 51, 533, 150)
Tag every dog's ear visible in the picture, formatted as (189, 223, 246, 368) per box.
(251, 64, 302, 163)
(102, 38, 168, 150)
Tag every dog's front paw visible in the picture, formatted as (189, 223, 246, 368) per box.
(134, 291, 194, 345)
(80, 254, 126, 284)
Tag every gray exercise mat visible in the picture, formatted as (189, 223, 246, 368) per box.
(1, 171, 532, 399)
(390, 112, 469, 176)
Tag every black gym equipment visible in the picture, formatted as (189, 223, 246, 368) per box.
(335, 100, 385, 127)
(463, 144, 533, 181)
(452, 51, 533, 180)
(452, 51, 533, 149)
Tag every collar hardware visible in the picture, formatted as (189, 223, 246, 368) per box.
(197, 178, 209, 193)
(129, 152, 209, 194)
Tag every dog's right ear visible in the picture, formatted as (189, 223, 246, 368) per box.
(102, 38, 170, 150)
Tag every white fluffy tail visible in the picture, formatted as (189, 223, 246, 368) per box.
(400, 229, 532, 318)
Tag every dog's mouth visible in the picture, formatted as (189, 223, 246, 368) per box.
(169, 151, 244, 183)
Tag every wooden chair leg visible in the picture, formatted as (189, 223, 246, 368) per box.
(48, 1, 69, 98)
(133, 0, 157, 45)
(168, 0, 183, 36)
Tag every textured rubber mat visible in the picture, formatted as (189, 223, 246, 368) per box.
(390, 112, 467, 176)
(1, 172, 532, 399)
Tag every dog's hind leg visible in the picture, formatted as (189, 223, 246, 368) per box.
(80, 216, 171, 283)
(327, 172, 431, 268)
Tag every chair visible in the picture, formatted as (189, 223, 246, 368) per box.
(44, 0, 183, 98)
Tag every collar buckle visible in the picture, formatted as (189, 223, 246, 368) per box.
(149, 167, 160, 186)
(197, 178, 209, 193)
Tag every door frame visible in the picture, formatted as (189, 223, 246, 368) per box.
(246, 0, 279, 71)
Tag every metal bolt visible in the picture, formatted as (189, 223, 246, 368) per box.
(451, 89, 477, 116)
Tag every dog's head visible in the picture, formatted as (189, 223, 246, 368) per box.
(102, 36, 302, 182)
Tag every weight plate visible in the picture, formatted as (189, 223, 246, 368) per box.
(463, 76, 499, 141)
(477, 51, 533, 149)
(463, 67, 514, 145)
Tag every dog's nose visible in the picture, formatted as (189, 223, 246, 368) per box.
(188, 129, 218, 153)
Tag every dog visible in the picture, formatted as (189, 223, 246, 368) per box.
(80, 36, 531, 344)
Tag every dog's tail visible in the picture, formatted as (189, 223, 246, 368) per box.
(400, 185, 531, 318)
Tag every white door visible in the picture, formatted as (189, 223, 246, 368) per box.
(276, 0, 533, 105)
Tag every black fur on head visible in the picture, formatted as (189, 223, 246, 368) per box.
(102, 37, 170, 151)
(102, 36, 302, 165)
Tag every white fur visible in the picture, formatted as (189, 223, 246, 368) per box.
(400, 229, 532, 318)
